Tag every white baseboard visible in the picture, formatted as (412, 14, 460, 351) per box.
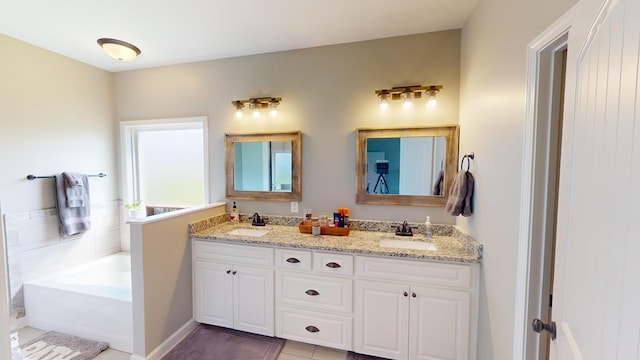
(129, 319, 197, 360)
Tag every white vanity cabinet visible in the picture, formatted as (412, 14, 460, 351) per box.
(354, 256, 477, 360)
(193, 240, 274, 336)
(275, 249, 354, 350)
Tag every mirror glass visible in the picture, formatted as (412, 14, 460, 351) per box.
(356, 126, 459, 206)
(226, 132, 301, 201)
(233, 141, 292, 192)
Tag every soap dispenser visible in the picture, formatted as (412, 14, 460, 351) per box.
(230, 202, 239, 223)
(425, 216, 433, 239)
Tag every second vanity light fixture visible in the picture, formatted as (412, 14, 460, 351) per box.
(232, 97, 282, 119)
(375, 85, 443, 111)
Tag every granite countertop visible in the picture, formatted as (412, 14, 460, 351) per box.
(191, 219, 481, 264)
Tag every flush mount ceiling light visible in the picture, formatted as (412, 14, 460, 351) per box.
(375, 85, 443, 110)
(97, 38, 141, 61)
(232, 97, 282, 119)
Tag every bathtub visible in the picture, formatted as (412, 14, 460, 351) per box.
(23, 252, 132, 352)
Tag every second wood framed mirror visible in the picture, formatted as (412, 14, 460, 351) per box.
(356, 125, 459, 206)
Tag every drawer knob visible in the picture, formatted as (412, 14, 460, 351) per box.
(286, 257, 301, 264)
(412, 292, 416, 298)
(403, 291, 408, 297)
(325, 262, 341, 269)
(232, 270, 237, 275)
(305, 325, 320, 333)
(226, 270, 231, 274)
(305, 289, 320, 296)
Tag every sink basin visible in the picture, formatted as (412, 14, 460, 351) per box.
(226, 228, 271, 237)
(380, 239, 438, 251)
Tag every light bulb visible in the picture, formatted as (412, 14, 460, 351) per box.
(380, 101, 389, 111)
(269, 100, 279, 118)
(401, 91, 414, 110)
(253, 110, 261, 119)
(235, 109, 243, 119)
(427, 96, 437, 108)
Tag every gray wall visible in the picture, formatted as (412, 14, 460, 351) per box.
(114, 30, 462, 225)
(459, 0, 578, 359)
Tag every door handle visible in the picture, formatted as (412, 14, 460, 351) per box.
(532, 318, 557, 340)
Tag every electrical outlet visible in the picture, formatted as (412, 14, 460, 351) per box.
(290, 202, 298, 213)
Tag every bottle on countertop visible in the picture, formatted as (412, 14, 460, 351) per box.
(230, 202, 239, 223)
(425, 216, 433, 239)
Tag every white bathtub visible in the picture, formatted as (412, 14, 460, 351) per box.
(23, 252, 132, 352)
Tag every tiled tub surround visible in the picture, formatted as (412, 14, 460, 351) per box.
(190, 214, 481, 263)
(191, 214, 481, 359)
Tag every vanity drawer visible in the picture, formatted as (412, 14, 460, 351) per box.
(313, 252, 353, 275)
(355, 256, 472, 289)
(275, 249, 312, 271)
(276, 272, 352, 313)
(276, 307, 352, 350)
(193, 241, 274, 266)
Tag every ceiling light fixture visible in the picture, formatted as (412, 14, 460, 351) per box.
(375, 85, 443, 111)
(232, 97, 282, 120)
(97, 38, 141, 61)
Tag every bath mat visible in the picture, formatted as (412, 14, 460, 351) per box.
(16, 331, 109, 360)
(347, 351, 390, 359)
(162, 324, 285, 360)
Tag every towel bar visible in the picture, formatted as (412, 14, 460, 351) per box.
(26, 173, 107, 180)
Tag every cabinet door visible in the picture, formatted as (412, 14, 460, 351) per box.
(355, 280, 409, 360)
(193, 261, 234, 328)
(234, 265, 274, 336)
(410, 286, 470, 360)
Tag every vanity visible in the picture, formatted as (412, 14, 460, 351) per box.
(195, 125, 480, 359)
(190, 218, 481, 360)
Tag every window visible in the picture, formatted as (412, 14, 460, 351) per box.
(120, 117, 208, 210)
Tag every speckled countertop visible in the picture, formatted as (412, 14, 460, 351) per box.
(190, 215, 482, 264)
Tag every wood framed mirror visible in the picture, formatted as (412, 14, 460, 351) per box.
(225, 131, 302, 201)
(356, 125, 459, 206)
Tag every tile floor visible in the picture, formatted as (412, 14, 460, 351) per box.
(16, 327, 350, 360)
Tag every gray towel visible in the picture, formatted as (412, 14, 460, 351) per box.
(55, 173, 91, 237)
(445, 170, 474, 217)
(63, 172, 85, 207)
(432, 169, 445, 196)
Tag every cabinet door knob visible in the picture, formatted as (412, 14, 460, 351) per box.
(226, 270, 231, 274)
(232, 270, 237, 275)
(305, 289, 320, 296)
(326, 262, 341, 268)
(403, 291, 409, 297)
(305, 325, 320, 333)
(412, 292, 417, 298)
(286, 257, 300, 263)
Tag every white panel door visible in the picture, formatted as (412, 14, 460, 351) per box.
(410, 286, 470, 360)
(399, 137, 433, 195)
(234, 265, 274, 336)
(550, 0, 640, 358)
(193, 261, 233, 328)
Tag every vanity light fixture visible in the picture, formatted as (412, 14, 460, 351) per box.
(97, 38, 141, 61)
(232, 97, 282, 120)
(375, 85, 443, 110)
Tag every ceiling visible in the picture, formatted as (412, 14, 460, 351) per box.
(0, 0, 478, 73)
